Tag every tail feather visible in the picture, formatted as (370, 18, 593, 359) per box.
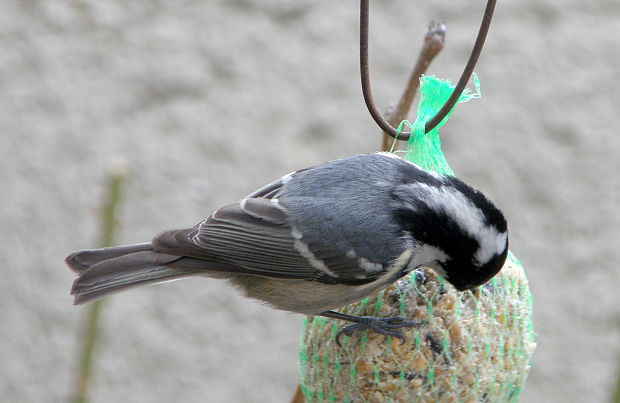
(68, 245, 200, 305)
(66, 241, 266, 305)
(71, 265, 197, 305)
(65, 243, 153, 273)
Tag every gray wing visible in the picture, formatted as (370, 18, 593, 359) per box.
(243, 168, 310, 199)
(153, 171, 385, 284)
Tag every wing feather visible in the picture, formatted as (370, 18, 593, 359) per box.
(152, 166, 390, 284)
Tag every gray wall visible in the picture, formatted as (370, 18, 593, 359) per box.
(2, 1, 619, 402)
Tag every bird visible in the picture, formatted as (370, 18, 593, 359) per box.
(66, 152, 508, 341)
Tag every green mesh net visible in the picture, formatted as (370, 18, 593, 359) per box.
(298, 75, 536, 402)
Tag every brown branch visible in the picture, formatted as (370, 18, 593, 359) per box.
(290, 385, 305, 403)
(381, 22, 445, 151)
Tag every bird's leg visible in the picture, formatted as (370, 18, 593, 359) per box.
(317, 310, 422, 346)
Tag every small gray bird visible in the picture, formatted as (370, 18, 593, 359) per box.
(66, 153, 508, 340)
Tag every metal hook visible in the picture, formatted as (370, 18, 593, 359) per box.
(360, 0, 497, 139)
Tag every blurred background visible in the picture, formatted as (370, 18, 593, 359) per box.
(1, 0, 619, 402)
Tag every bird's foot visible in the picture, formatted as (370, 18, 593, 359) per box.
(318, 311, 421, 347)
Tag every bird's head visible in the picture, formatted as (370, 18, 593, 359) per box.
(392, 173, 508, 291)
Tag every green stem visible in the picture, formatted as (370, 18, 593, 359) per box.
(613, 362, 620, 403)
(73, 169, 126, 403)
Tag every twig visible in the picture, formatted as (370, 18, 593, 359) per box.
(73, 166, 126, 403)
(613, 359, 620, 403)
(290, 385, 305, 403)
(381, 22, 446, 151)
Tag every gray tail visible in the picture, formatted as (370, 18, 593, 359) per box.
(66, 243, 199, 305)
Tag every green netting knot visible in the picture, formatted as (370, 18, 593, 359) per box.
(401, 74, 480, 175)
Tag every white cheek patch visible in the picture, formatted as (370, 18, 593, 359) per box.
(407, 182, 507, 267)
(408, 244, 450, 270)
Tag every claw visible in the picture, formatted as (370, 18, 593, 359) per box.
(334, 315, 421, 347)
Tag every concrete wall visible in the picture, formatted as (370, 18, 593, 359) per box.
(1, 1, 619, 402)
